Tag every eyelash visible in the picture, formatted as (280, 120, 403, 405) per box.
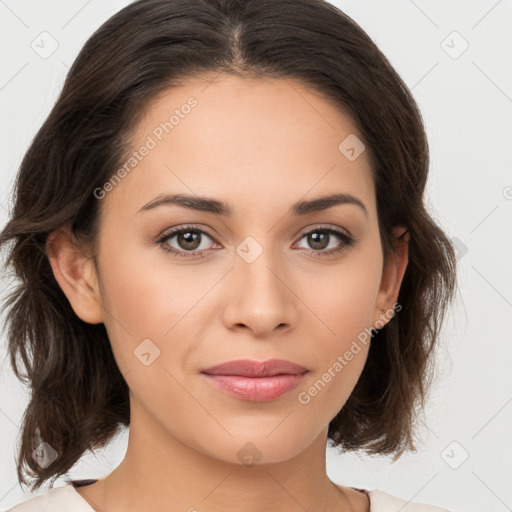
(155, 224, 355, 259)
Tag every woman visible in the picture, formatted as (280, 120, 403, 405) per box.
(1, 0, 458, 510)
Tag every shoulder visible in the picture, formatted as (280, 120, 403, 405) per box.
(7, 483, 94, 512)
(368, 489, 454, 511)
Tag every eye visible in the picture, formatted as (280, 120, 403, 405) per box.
(294, 226, 355, 258)
(156, 225, 218, 258)
(156, 225, 355, 259)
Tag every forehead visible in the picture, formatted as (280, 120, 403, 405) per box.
(102, 74, 376, 222)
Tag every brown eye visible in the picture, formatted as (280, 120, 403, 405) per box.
(157, 226, 217, 258)
(173, 230, 202, 251)
(305, 231, 330, 250)
(294, 227, 355, 258)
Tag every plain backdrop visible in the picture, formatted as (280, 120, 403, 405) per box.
(1, 1, 511, 511)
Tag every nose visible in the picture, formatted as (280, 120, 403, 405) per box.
(221, 240, 298, 338)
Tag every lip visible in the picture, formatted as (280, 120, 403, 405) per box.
(202, 358, 309, 377)
(201, 359, 309, 402)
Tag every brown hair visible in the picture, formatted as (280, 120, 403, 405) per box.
(0, 0, 457, 491)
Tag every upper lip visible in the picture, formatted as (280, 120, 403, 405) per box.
(201, 359, 309, 377)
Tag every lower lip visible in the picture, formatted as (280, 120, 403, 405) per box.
(202, 372, 308, 402)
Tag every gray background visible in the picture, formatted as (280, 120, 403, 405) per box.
(1, 1, 511, 511)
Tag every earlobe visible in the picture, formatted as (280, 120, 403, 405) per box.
(372, 226, 409, 329)
(46, 225, 104, 325)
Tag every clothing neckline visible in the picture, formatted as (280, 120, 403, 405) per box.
(68, 479, 370, 507)
(71, 479, 99, 488)
(70, 479, 369, 492)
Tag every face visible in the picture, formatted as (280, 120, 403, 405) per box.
(56, 74, 406, 466)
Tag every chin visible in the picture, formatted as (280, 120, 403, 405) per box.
(194, 429, 313, 467)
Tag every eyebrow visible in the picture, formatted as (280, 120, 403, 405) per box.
(137, 192, 368, 218)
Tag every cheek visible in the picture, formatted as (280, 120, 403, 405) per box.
(305, 255, 382, 343)
(96, 243, 207, 423)
(95, 236, 203, 376)
(298, 251, 381, 406)
(297, 279, 375, 426)
(98, 233, 204, 333)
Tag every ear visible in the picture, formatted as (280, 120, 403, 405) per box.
(46, 225, 104, 324)
(372, 225, 409, 329)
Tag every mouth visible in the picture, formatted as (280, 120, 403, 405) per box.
(201, 358, 309, 377)
(201, 359, 309, 402)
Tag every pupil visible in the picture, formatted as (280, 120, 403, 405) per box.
(179, 231, 200, 250)
(309, 231, 328, 250)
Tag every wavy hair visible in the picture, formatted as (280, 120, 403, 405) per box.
(0, 0, 457, 491)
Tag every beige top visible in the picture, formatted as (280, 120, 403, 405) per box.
(8, 480, 455, 511)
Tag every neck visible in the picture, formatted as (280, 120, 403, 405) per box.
(81, 396, 357, 512)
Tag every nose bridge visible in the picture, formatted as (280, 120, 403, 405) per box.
(234, 233, 284, 297)
(224, 233, 296, 334)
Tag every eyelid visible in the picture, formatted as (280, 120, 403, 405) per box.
(295, 223, 353, 239)
(156, 223, 355, 258)
(156, 223, 352, 244)
(156, 223, 216, 240)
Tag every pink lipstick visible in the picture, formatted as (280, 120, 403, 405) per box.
(201, 359, 309, 402)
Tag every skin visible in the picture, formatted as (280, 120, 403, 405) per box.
(47, 73, 408, 512)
